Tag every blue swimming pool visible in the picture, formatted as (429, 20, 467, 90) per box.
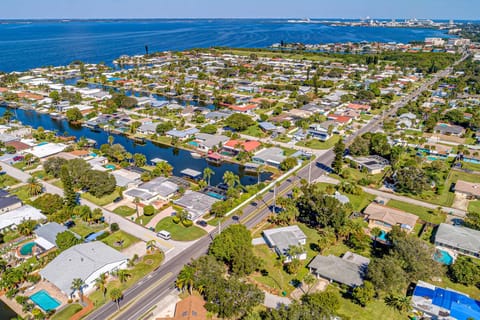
(206, 191, 226, 200)
(433, 249, 454, 265)
(30, 290, 61, 312)
(37, 142, 48, 146)
(188, 141, 199, 147)
(105, 164, 116, 170)
(19, 242, 35, 256)
(377, 230, 388, 242)
(464, 158, 480, 164)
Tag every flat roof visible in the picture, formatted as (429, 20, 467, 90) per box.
(180, 168, 202, 178)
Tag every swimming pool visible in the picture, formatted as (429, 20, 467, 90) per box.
(206, 191, 226, 200)
(464, 158, 480, 164)
(30, 290, 61, 312)
(188, 141, 199, 147)
(105, 164, 116, 170)
(19, 242, 35, 256)
(37, 142, 49, 146)
(433, 249, 454, 265)
(377, 230, 388, 242)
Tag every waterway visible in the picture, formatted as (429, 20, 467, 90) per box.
(0, 105, 269, 186)
(0, 300, 17, 320)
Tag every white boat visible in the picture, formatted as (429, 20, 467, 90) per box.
(190, 152, 202, 159)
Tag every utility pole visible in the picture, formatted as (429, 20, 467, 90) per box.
(308, 160, 312, 184)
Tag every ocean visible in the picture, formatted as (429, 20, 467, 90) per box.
(0, 19, 454, 72)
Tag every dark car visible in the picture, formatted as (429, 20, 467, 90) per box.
(196, 220, 208, 227)
(113, 196, 123, 203)
(232, 215, 240, 222)
(64, 220, 75, 229)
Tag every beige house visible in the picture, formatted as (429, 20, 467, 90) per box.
(363, 203, 418, 233)
(454, 180, 480, 199)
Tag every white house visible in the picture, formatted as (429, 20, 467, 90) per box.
(262, 225, 307, 262)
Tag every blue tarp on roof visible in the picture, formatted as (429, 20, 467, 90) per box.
(415, 284, 480, 320)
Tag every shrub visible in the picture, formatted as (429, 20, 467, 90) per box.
(172, 216, 181, 224)
(96, 231, 110, 240)
(143, 205, 155, 216)
(182, 219, 193, 227)
(110, 223, 120, 232)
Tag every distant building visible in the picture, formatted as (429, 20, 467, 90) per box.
(0, 205, 46, 232)
(157, 295, 208, 320)
(434, 223, 480, 258)
(262, 225, 307, 263)
(308, 251, 370, 287)
(434, 123, 465, 137)
(348, 155, 390, 174)
(0, 190, 22, 213)
(193, 133, 229, 153)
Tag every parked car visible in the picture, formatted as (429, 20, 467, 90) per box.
(196, 220, 208, 227)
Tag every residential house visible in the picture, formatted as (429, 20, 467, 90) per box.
(40, 242, 128, 296)
(228, 104, 257, 114)
(173, 190, 218, 220)
(252, 147, 286, 168)
(308, 251, 370, 287)
(363, 203, 418, 233)
(454, 180, 480, 200)
(34, 222, 70, 251)
(434, 123, 465, 136)
(137, 122, 158, 135)
(0, 205, 46, 232)
(307, 121, 337, 141)
(262, 225, 307, 263)
(346, 103, 371, 112)
(0, 190, 22, 213)
(434, 223, 480, 258)
(193, 133, 229, 153)
(348, 155, 390, 174)
(223, 140, 261, 156)
(412, 280, 480, 320)
(166, 128, 199, 141)
(125, 177, 179, 203)
(111, 169, 142, 188)
(157, 295, 208, 320)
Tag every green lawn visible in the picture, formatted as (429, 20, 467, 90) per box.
(70, 220, 106, 238)
(52, 179, 63, 188)
(81, 188, 121, 206)
(88, 252, 164, 307)
(135, 213, 157, 227)
(154, 217, 207, 241)
(461, 161, 480, 172)
(102, 230, 140, 250)
(113, 205, 136, 217)
(241, 125, 265, 138)
(11, 185, 31, 201)
(296, 135, 340, 150)
(31, 170, 55, 181)
(274, 135, 291, 143)
(387, 200, 447, 224)
(3, 230, 21, 243)
(13, 161, 40, 171)
(347, 192, 376, 212)
(335, 287, 407, 320)
(0, 174, 19, 188)
(469, 200, 480, 214)
(51, 304, 83, 320)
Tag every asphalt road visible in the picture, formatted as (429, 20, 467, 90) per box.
(86, 55, 468, 320)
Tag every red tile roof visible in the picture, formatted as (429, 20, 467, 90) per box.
(328, 115, 352, 124)
(224, 140, 261, 152)
(347, 103, 371, 111)
(228, 104, 257, 112)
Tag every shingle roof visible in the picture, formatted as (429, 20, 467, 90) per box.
(364, 203, 418, 229)
(34, 222, 68, 247)
(40, 242, 127, 294)
(308, 253, 370, 287)
(435, 223, 480, 255)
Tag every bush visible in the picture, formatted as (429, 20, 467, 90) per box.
(143, 205, 155, 216)
(182, 219, 193, 227)
(110, 223, 120, 232)
(172, 216, 181, 224)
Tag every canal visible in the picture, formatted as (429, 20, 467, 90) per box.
(0, 300, 17, 320)
(0, 105, 269, 186)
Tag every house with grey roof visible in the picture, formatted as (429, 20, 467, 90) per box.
(34, 222, 69, 250)
(124, 177, 179, 203)
(347, 155, 390, 174)
(262, 225, 307, 263)
(137, 122, 158, 135)
(0, 205, 46, 232)
(308, 251, 370, 287)
(111, 169, 141, 188)
(434, 123, 465, 136)
(40, 242, 128, 296)
(434, 223, 480, 258)
(173, 190, 218, 220)
(193, 133, 229, 153)
(252, 147, 286, 168)
(166, 128, 199, 140)
(0, 192, 22, 213)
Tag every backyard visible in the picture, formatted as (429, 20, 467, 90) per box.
(155, 217, 207, 241)
(0, 173, 19, 188)
(81, 188, 122, 207)
(51, 304, 83, 320)
(296, 135, 340, 150)
(469, 200, 480, 214)
(386, 200, 447, 224)
(70, 220, 107, 238)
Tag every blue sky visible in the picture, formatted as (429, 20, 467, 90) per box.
(0, 0, 476, 20)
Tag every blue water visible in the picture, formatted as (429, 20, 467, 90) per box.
(19, 242, 35, 255)
(0, 19, 453, 72)
(30, 290, 61, 312)
(378, 230, 388, 241)
(464, 158, 480, 164)
(434, 249, 454, 265)
(206, 191, 226, 200)
(0, 105, 266, 186)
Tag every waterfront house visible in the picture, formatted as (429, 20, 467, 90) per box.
(434, 223, 480, 258)
(262, 225, 307, 263)
(166, 128, 199, 141)
(223, 140, 261, 156)
(40, 242, 128, 297)
(111, 169, 142, 188)
(173, 190, 218, 221)
(137, 122, 158, 135)
(308, 252, 370, 287)
(193, 133, 229, 153)
(252, 147, 286, 168)
(454, 180, 480, 200)
(125, 177, 179, 203)
(363, 203, 418, 233)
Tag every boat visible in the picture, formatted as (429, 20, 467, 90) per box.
(190, 152, 202, 159)
(50, 112, 64, 120)
(287, 18, 312, 23)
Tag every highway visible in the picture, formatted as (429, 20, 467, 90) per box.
(85, 55, 468, 320)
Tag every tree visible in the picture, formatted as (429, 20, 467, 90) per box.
(116, 269, 131, 283)
(32, 193, 64, 215)
(43, 157, 68, 178)
(301, 291, 341, 317)
(449, 256, 480, 286)
(394, 166, 429, 195)
(146, 240, 156, 252)
(209, 224, 259, 276)
(332, 139, 345, 174)
(83, 170, 116, 198)
(17, 219, 37, 236)
(26, 177, 43, 197)
(352, 281, 375, 306)
(200, 124, 217, 134)
(70, 278, 85, 303)
(152, 161, 173, 177)
(176, 265, 195, 294)
(56, 231, 82, 251)
(203, 167, 214, 186)
(279, 157, 298, 171)
(66, 107, 83, 123)
(61, 165, 77, 208)
(224, 113, 255, 131)
(223, 170, 240, 190)
(133, 153, 147, 167)
(110, 287, 123, 311)
(465, 210, 480, 230)
(95, 273, 108, 297)
(384, 294, 411, 313)
(156, 122, 174, 135)
(143, 205, 155, 216)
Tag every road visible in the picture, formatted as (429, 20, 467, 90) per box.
(79, 55, 470, 320)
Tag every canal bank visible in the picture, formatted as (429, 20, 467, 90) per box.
(0, 105, 269, 186)
(0, 297, 20, 320)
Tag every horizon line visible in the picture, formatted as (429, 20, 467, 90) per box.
(0, 17, 477, 21)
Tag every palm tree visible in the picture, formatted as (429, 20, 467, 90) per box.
(155, 161, 173, 177)
(176, 209, 190, 224)
(116, 269, 131, 284)
(108, 135, 114, 146)
(385, 294, 411, 312)
(371, 227, 383, 246)
(303, 274, 316, 294)
(176, 265, 195, 295)
(71, 278, 85, 303)
(133, 197, 140, 219)
(27, 177, 43, 197)
(94, 273, 108, 297)
(223, 170, 240, 190)
(110, 288, 123, 311)
(146, 240, 156, 252)
(203, 167, 214, 186)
